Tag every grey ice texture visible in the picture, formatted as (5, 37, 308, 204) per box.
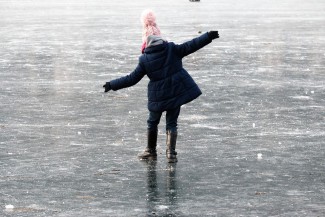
(0, 0, 325, 216)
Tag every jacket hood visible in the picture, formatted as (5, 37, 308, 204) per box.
(146, 35, 165, 48)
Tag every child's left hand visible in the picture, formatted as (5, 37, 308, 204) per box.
(208, 31, 219, 40)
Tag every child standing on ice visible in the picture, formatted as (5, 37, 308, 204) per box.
(103, 10, 219, 163)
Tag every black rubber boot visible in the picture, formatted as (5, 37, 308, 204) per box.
(138, 129, 158, 160)
(166, 130, 178, 163)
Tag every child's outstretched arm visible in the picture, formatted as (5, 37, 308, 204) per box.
(174, 31, 219, 58)
(103, 63, 146, 92)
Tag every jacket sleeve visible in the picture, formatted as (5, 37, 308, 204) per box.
(174, 32, 212, 58)
(109, 62, 146, 91)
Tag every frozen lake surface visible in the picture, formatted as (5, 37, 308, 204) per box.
(0, 0, 325, 216)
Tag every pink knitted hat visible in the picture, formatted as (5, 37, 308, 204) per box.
(141, 9, 161, 52)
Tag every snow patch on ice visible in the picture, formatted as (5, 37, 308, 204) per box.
(290, 95, 312, 100)
(157, 205, 168, 210)
(70, 142, 91, 146)
(257, 153, 263, 160)
(181, 114, 208, 121)
(5, 204, 14, 210)
(191, 124, 219, 130)
(286, 190, 307, 196)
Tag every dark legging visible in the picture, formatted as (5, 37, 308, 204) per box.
(147, 107, 180, 133)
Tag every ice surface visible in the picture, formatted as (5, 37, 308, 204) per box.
(1, 0, 325, 216)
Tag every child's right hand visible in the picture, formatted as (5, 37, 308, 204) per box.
(103, 82, 112, 92)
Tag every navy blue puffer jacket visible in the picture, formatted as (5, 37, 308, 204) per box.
(110, 32, 212, 112)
